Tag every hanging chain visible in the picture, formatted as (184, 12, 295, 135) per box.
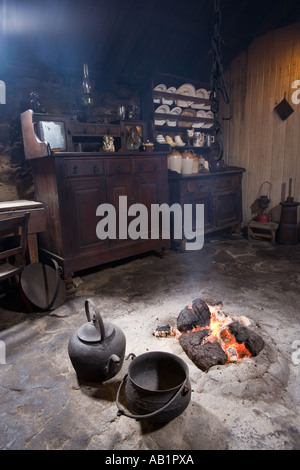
(209, 0, 233, 159)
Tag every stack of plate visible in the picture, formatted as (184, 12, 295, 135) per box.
(175, 83, 195, 107)
(191, 88, 211, 110)
(162, 87, 177, 105)
(202, 111, 214, 129)
(155, 104, 170, 125)
(167, 106, 182, 126)
(153, 84, 167, 103)
(192, 110, 214, 129)
(156, 134, 166, 144)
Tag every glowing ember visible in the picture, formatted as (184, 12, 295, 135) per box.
(154, 298, 264, 371)
(171, 303, 252, 364)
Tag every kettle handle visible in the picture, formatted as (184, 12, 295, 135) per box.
(85, 299, 106, 340)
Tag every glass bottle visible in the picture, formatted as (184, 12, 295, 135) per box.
(81, 63, 93, 107)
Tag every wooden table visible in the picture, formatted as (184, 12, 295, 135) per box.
(0, 200, 46, 263)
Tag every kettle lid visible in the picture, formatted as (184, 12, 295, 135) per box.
(77, 317, 101, 343)
(76, 299, 114, 343)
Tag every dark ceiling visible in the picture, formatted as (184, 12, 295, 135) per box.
(1, 0, 300, 88)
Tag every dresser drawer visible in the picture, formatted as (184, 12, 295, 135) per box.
(215, 174, 240, 190)
(71, 123, 120, 137)
(186, 179, 211, 196)
(106, 158, 132, 175)
(134, 157, 162, 173)
(64, 159, 105, 177)
(96, 125, 120, 137)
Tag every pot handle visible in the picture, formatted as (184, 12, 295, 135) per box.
(85, 299, 106, 341)
(116, 374, 190, 421)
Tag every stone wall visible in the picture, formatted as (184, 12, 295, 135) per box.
(0, 62, 140, 202)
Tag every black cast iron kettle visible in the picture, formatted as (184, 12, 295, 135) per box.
(68, 299, 126, 382)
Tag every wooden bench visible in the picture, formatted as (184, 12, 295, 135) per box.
(246, 220, 278, 243)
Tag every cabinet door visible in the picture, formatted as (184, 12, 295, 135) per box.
(106, 175, 136, 248)
(215, 191, 241, 227)
(185, 180, 214, 231)
(134, 156, 167, 240)
(65, 177, 108, 256)
(135, 175, 162, 240)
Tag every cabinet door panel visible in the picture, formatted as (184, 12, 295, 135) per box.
(188, 195, 214, 231)
(215, 192, 240, 226)
(107, 175, 136, 247)
(66, 177, 108, 255)
(136, 177, 162, 239)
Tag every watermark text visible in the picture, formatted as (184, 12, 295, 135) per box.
(0, 80, 6, 104)
(0, 340, 6, 364)
(291, 80, 300, 105)
(96, 197, 204, 251)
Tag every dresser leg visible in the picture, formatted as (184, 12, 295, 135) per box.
(62, 272, 74, 291)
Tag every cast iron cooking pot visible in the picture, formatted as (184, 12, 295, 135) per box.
(116, 351, 191, 423)
(68, 299, 126, 382)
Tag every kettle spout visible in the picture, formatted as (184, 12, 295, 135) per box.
(105, 354, 120, 376)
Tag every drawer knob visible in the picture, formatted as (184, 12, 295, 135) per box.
(138, 163, 144, 171)
(93, 165, 99, 174)
(153, 163, 158, 170)
(117, 165, 123, 173)
(73, 165, 78, 174)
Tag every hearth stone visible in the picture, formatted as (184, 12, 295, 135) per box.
(228, 321, 265, 356)
(177, 298, 211, 332)
(179, 331, 228, 372)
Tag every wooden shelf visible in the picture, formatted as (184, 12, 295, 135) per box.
(154, 112, 214, 124)
(152, 90, 211, 106)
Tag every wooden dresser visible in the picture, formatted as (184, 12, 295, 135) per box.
(21, 110, 169, 282)
(168, 167, 245, 251)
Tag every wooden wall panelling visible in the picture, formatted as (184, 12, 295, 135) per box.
(221, 22, 300, 225)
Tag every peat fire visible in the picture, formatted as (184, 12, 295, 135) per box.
(154, 299, 265, 372)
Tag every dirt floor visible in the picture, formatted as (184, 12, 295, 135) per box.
(0, 234, 299, 450)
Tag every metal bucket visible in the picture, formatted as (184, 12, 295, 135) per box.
(116, 351, 191, 423)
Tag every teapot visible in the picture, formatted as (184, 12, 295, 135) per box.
(68, 299, 126, 382)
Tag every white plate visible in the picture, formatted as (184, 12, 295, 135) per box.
(162, 86, 177, 105)
(170, 106, 182, 115)
(155, 104, 170, 114)
(154, 84, 167, 92)
(192, 110, 206, 128)
(166, 106, 182, 126)
(202, 111, 214, 129)
(196, 88, 209, 99)
(153, 84, 167, 104)
(191, 88, 210, 109)
(176, 83, 195, 107)
(155, 104, 170, 126)
(177, 83, 196, 96)
(192, 88, 210, 109)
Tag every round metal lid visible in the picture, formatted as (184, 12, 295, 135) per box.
(77, 317, 114, 343)
(20, 262, 66, 310)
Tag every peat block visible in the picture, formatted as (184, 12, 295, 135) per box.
(177, 298, 211, 332)
(228, 321, 265, 356)
(179, 330, 228, 371)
